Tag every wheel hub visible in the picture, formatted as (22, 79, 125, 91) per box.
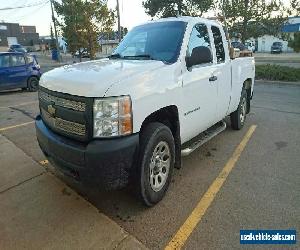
(240, 97, 247, 123)
(149, 141, 170, 192)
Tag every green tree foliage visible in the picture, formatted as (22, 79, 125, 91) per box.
(53, 0, 115, 60)
(220, 0, 288, 42)
(288, 33, 300, 52)
(290, 0, 300, 15)
(142, 0, 213, 18)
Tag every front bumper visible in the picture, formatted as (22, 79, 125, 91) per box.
(271, 48, 281, 53)
(36, 115, 139, 190)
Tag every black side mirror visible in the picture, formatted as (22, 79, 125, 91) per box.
(186, 46, 212, 68)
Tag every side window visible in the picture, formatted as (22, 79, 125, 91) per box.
(11, 55, 26, 67)
(0, 55, 10, 68)
(211, 26, 225, 63)
(187, 23, 211, 60)
(26, 55, 34, 64)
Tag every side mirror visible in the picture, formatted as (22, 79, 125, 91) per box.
(186, 46, 212, 68)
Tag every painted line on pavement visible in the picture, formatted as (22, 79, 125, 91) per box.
(0, 101, 38, 109)
(165, 125, 257, 250)
(0, 121, 35, 132)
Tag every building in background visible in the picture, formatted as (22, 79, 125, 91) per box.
(0, 22, 39, 48)
(98, 39, 119, 56)
(248, 16, 300, 53)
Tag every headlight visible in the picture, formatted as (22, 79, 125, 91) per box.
(93, 96, 132, 137)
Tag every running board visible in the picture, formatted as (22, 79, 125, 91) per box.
(181, 121, 227, 156)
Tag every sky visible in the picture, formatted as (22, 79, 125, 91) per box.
(0, 0, 293, 36)
(0, 0, 150, 36)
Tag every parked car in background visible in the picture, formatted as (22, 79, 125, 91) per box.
(231, 41, 246, 51)
(0, 52, 41, 91)
(271, 42, 283, 54)
(8, 44, 27, 53)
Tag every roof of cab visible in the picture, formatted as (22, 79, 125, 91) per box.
(140, 16, 222, 27)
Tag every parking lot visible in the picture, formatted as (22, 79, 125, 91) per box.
(0, 82, 299, 249)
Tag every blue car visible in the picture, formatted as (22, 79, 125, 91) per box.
(8, 44, 27, 53)
(0, 52, 41, 92)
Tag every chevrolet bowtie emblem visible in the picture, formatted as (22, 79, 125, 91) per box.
(47, 104, 56, 117)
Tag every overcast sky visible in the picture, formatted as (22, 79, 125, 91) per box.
(0, 0, 293, 36)
(0, 0, 150, 36)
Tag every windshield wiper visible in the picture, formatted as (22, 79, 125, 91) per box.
(108, 53, 122, 59)
(123, 54, 156, 60)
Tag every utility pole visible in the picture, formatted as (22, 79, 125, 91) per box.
(116, 0, 121, 42)
(50, 0, 60, 61)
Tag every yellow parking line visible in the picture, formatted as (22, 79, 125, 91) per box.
(165, 125, 257, 250)
(0, 101, 38, 109)
(0, 121, 35, 132)
(39, 160, 49, 165)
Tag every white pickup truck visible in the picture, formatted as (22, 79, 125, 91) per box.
(36, 16, 254, 206)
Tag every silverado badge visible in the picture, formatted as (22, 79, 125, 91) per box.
(47, 104, 56, 117)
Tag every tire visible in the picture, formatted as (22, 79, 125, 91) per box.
(137, 122, 175, 206)
(27, 77, 39, 92)
(230, 88, 247, 130)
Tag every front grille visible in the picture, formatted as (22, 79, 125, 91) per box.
(41, 108, 86, 136)
(39, 90, 86, 112)
(39, 87, 92, 142)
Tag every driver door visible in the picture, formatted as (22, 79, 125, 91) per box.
(0, 54, 11, 90)
(181, 23, 218, 142)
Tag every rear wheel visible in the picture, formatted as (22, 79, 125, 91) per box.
(230, 89, 247, 130)
(27, 77, 39, 92)
(137, 122, 175, 206)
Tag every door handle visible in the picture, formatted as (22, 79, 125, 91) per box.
(209, 75, 217, 82)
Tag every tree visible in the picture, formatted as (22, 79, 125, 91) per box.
(220, 0, 288, 42)
(142, 0, 213, 18)
(50, 25, 55, 49)
(53, 0, 115, 60)
(290, 0, 300, 16)
(288, 33, 300, 52)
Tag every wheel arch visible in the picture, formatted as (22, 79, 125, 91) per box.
(243, 78, 253, 113)
(140, 105, 181, 169)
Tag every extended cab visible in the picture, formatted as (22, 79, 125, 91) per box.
(35, 17, 254, 206)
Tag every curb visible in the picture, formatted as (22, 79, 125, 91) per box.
(255, 80, 300, 86)
(0, 134, 148, 249)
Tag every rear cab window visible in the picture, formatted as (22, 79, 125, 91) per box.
(211, 26, 225, 63)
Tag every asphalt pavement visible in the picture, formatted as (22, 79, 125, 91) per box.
(0, 82, 299, 249)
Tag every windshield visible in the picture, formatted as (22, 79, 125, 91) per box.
(111, 21, 187, 64)
(273, 42, 282, 46)
(15, 47, 27, 52)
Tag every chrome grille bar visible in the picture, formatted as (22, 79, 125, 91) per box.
(39, 90, 86, 112)
(41, 109, 86, 136)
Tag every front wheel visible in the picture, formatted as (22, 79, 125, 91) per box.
(230, 89, 247, 130)
(27, 77, 39, 92)
(137, 122, 175, 206)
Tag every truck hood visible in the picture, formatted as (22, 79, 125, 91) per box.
(40, 58, 166, 97)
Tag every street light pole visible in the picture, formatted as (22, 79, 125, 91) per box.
(50, 0, 60, 61)
(116, 0, 121, 42)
